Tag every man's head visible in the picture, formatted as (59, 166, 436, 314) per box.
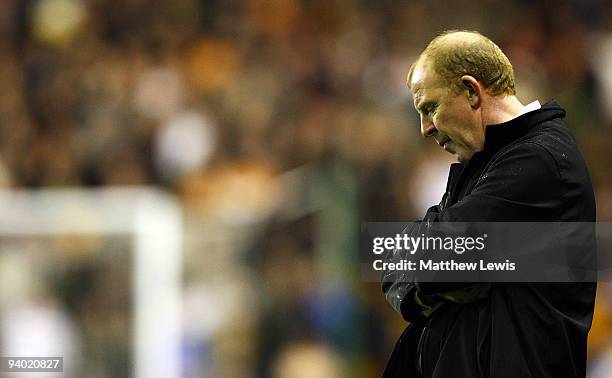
(408, 30, 520, 163)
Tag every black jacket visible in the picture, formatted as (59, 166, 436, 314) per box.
(382, 102, 596, 377)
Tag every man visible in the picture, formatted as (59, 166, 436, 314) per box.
(382, 31, 596, 377)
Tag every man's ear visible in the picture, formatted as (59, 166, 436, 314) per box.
(461, 75, 481, 109)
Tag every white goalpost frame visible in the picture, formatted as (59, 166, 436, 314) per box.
(0, 188, 183, 378)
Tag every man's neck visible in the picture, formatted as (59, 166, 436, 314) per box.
(482, 95, 525, 126)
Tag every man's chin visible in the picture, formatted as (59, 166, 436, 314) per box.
(443, 146, 461, 162)
(447, 147, 470, 164)
(455, 150, 475, 164)
(442, 143, 470, 163)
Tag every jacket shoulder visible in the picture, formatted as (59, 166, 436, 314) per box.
(489, 119, 595, 221)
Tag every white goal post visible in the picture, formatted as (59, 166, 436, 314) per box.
(0, 188, 183, 378)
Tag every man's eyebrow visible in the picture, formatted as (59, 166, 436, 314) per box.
(412, 90, 423, 109)
(415, 100, 437, 115)
(415, 102, 426, 113)
(413, 93, 427, 111)
(415, 101, 424, 112)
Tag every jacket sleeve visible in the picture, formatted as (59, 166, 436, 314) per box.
(418, 142, 563, 295)
(384, 142, 563, 319)
(382, 208, 447, 323)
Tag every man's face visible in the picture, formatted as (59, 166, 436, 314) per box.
(409, 61, 484, 163)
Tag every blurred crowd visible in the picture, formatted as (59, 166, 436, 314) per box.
(0, 0, 610, 377)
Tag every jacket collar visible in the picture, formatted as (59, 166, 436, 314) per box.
(443, 101, 566, 206)
(480, 100, 566, 154)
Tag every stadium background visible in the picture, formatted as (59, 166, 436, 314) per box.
(0, 0, 610, 377)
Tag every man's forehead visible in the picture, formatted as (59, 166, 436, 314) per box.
(408, 62, 430, 103)
(409, 61, 447, 105)
(409, 63, 427, 89)
(408, 59, 437, 101)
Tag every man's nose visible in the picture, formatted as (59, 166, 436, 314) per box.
(421, 117, 437, 138)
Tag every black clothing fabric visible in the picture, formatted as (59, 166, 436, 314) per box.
(382, 102, 596, 377)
